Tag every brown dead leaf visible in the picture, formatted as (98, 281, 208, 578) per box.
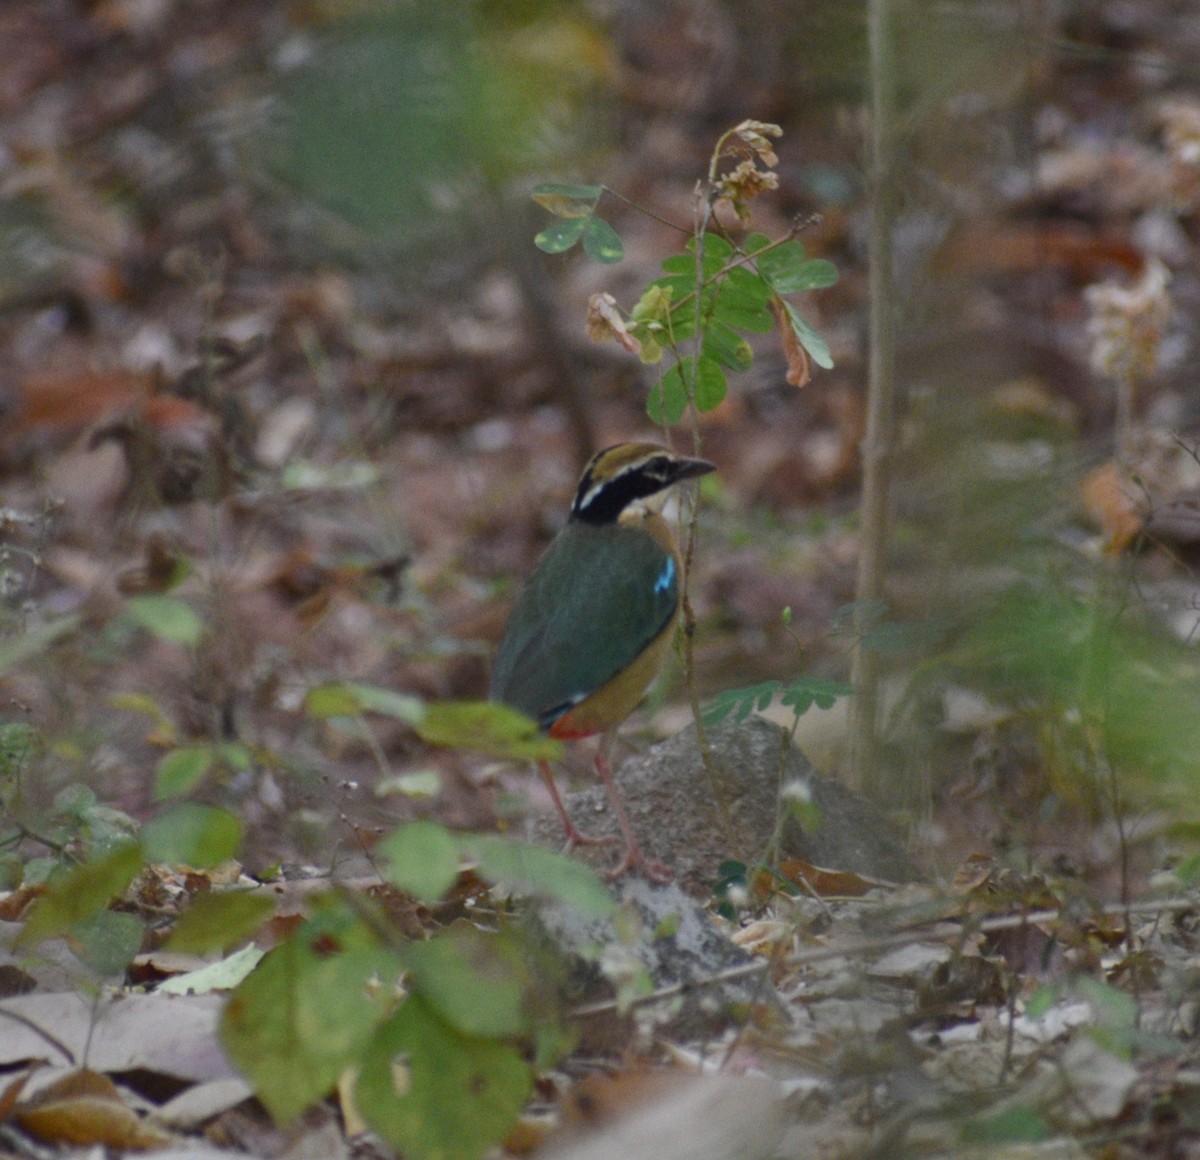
(935, 222, 1144, 281)
(0, 1066, 36, 1121)
(116, 535, 189, 596)
(505, 1118, 557, 1156)
(729, 919, 794, 955)
(16, 1068, 172, 1150)
(950, 854, 998, 895)
(770, 294, 811, 387)
(0, 885, 44, 922)
(254, 912, 305, 951)
(586, 292, 641, 356)
(6, 367, 156, 448)
(90, 393, 224, 505)
(544, 1075, 784, 1160)
(1081, 461, 1143, 553)
(559, 1069, 693, 1135)
(777, 858, 882, 898)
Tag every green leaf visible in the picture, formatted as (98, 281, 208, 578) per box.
(1024, 984, 1059, 1020)
(744, 232, 772, 255)
(53, 783, 97, 817)
(303, 682, 423, 724)
(647, 361, 689, 426)
(0, 722, 35, 777)
(1175, 853, 1200, 885)
(660, 255, 698, 277)
(405, 925, 528, 1038)
(74, 910, 143, 976)
(779, 677, 855, 714)
(167, 891, 276, 954)
(155, 745, 215, 799)
(581, 216, 624, 263)
(217, 742, 253, 771)
(19, 841, 143, 946)
(534, 216, 587, 254)
(712, 268, 774, 333)
(961, 1106, 1048, 1145)
(0, 854, 22, 891)
(701, 322, 753, 372)
(694, 356, 727, 412)
(689, 232, 734, 261)
(633, 328, 664, 365)
(630, 284, 673, 323)
(346, 684, 425, 723)
(0, 614, 79, 675)
(781, 301, 834, 369)
(72, 909, 144, 977)
(158, 942, 264, 996)
(416, 701, 561, 762)
(461, 834, 615, 917)
(125, 596, 204, 647)
(791, 258, 839, 290)
(663, 235, 728, 279)
(78, 804, 139, 854)
(304, 683, 365, 719)
(376, 769, 443, 799)
(702, 681, 781, 727)
(220, 904, 400, 1124)
(756, 239, 807, 291)
(356, 993, 531, 1160)
(702, 677, 852, 727)
(530, 183, 602, 217)
(380, 821, 461, 904)
(1075, 975, 1139, 1032)
(142, 803, 243, 868)
(111, 692, 178, 744)
(280, 461, 379, 491)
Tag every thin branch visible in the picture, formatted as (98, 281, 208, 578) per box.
(568, 895, 1200, 1022)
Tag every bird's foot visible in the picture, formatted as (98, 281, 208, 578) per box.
(561, 823, 617, 853)
(603, 843, 672, 885)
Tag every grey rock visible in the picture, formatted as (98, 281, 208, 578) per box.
(533, 875, 774, 1052)
(529, 715, 920, 893)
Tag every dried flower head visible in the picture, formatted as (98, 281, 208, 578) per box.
(714, 159, 780, 222)
(707, 121, 784, 222)
(586, 291, 641, 356)
(732, 120, 783, 168)
(1084, 258, 1171, 385)
(1158, 98, 1200, 208)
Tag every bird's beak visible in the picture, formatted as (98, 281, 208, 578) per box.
(671, 456, 717, 483)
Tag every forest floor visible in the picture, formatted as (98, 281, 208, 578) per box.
(2, 1, 1200, 1156)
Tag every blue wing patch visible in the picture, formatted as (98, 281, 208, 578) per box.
(654, 556, 676, 595)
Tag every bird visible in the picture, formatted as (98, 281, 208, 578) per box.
(490, 442, 715, 882)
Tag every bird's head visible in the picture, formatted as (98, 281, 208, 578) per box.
(570, 442, 716, 525)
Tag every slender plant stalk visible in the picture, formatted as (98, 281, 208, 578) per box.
(852, 0, 900, 796)
(678, 184, 740, 853)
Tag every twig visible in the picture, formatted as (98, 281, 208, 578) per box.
(0, 1008, 76, 1066)
(568, 895, 1200, 1022)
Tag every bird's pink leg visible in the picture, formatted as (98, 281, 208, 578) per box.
(537, 760, 615, 850)
(593, 735, 671, 884)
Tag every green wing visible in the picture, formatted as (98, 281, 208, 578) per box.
(489, 523, 678, 726)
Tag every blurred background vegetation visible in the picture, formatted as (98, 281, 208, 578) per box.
(1, 0, 1198, 888)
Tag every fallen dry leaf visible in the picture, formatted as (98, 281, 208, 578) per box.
(16, 1067, 172, 1150)
(1081, 460, 1143, 553)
